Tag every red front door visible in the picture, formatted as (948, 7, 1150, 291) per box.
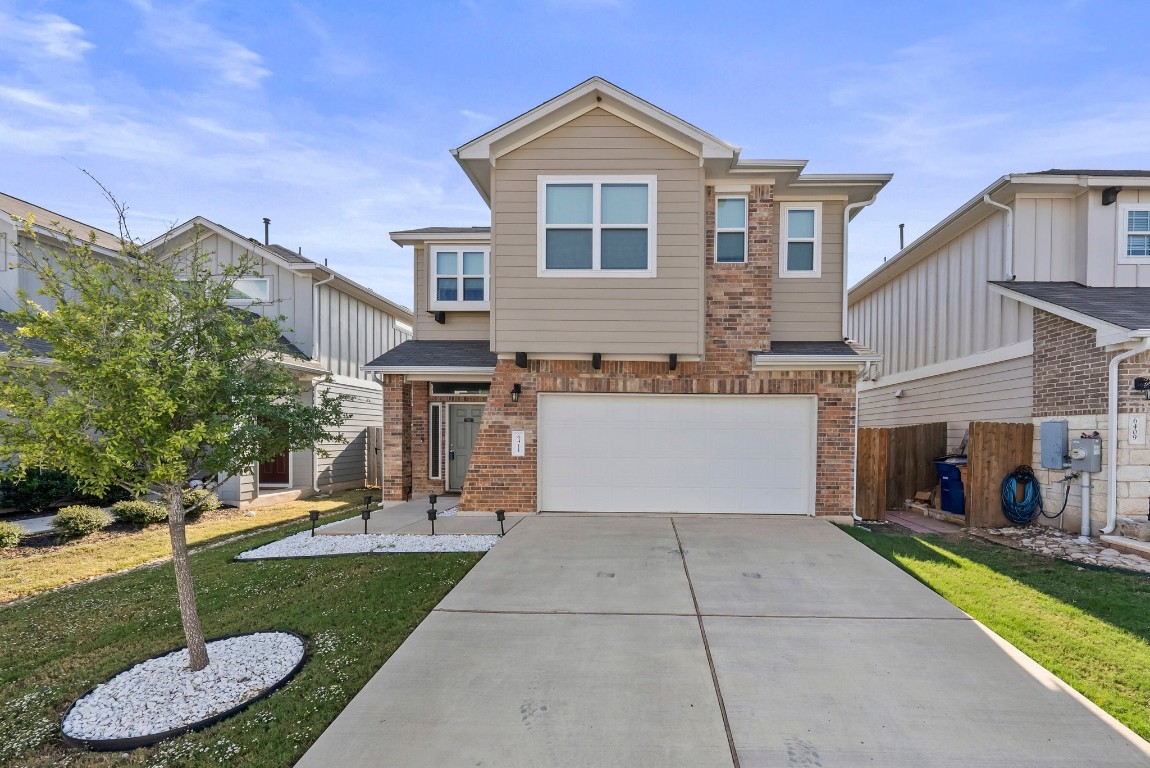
(259, 449, 290, 485)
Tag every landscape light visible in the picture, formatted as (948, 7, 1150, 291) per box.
(496, 509, 506, 537)
(427, 507, 437, 535)
(309, 509, 320, 537)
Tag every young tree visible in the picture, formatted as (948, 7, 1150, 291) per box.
(0, 204, 345, 671)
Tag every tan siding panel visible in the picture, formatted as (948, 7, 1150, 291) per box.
(773, 201, 845, 342)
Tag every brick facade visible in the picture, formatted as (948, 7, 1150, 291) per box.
(1033, 310, 1110, 417)
(381, 374, 411, 501)
(455, 185, 859, 516)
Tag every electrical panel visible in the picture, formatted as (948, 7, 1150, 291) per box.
(1069, 437, 1102, 473)
(1040, 420, 1069, 469)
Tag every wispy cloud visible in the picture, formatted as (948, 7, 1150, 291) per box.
(0, 10, 94, 62)
(127, 0, 271, 89)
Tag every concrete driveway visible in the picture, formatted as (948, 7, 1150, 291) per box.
(296, 516, 1150, 767)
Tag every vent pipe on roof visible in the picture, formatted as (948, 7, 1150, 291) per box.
(899, 223, 905, 250)
(263, 217, 270, 246)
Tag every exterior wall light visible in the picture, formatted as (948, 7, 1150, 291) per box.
(511, 383, 522, 403)
(1135, 377, 1150, 400)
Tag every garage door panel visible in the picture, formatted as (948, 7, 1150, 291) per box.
(538, 394, 816, 515)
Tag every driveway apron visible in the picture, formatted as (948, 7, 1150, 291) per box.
(296, 516, 1150, 768)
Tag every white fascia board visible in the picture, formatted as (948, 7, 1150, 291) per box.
(987, 283, 1132, 343)
(389, 231, 491, 246)
(496, 353, 703, 362)
(362, 365, 496, 376)
(857, 340, 1032, 391)
(143, 217, 302, 272)
(752, 354, 881, 371)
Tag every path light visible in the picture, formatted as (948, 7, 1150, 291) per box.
(361, 507, 372, 534)
(427, 506, 438, 535)
(309, 509, 320, 537)
(496, 509, 506, 537)
(364, 494, 373, 509)
(429, 493, 438, 507)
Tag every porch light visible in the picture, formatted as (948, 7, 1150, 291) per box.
(1136, 377, 1150, 400)
(427, 506, 438, 535)
(309, 509, 320, 537)
(511, 383, 522, 403)
(496, 509, 506, 537)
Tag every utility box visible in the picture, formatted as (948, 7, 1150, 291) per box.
(1069, 437, 1102, 473)
(1040, 420, 1069, 469)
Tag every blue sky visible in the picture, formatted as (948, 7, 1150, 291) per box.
(2, 1, 1148, 309)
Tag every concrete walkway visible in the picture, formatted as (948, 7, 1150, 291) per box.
(11, 514, 55, 534)
(296, 515, 1150, 767)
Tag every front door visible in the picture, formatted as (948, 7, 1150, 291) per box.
(448, 404, 484, 491)
(259, 448, 291, 486)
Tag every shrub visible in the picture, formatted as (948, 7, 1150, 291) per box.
(111, 499, 168, 525)
(0, 470, 78, 514)
(52, 505, 113, 537)
(183, 489, 221, 520)
(0, 521, 22, 548)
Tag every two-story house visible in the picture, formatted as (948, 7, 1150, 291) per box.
(0, 194, 413, 507)
(366, 78, 888, 516)
(848, 171, 1150, 537)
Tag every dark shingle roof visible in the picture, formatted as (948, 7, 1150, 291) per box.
(364, 340, 496, 369)
(1033, 169, 1150, 177)
(0, 313, 53, 356)
(757, 341, 860, 356)
(264, 243, 314, 264)
(991, 281, 1150, 330)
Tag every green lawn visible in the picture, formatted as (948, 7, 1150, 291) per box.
(0, 490, 377, 603)
(842, 523, 1150, 740)
(0, 513, 482, 767)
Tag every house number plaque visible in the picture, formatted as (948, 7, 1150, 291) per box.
(511, 430, 525, 457)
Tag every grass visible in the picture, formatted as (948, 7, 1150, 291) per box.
(0, 490, 375, 603)
(842, 523, 1150, 740)
(0, 510, 482, 767)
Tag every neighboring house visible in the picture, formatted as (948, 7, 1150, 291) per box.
(365, 77, 888, 516)
(0, 194, 413, 507)
(848, 171, 1150, 536)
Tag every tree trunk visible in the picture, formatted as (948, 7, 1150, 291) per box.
(167, 486, 209, 671)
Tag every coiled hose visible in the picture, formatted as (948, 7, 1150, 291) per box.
(1001, 465, 1044, 525)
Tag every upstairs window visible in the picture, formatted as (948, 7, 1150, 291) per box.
(1121, 205, 1150, 259)
(538, 175, 657, 276)
(780, 203, 822, 278)
(430, 246, 489, 310)
(227, 277, 270, 303)
(715, 196, 747, 263)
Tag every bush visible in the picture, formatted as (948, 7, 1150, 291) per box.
(0, 470, 78, 514)
(111, 499, 168, 525)
(0, 521, 22, 548)
(183, 489, 221, 519)
(52, 505, 113, 537)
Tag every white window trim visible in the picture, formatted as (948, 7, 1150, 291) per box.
(1118, 203, 1150, 262)
(429, 402, 443, 480)
(714, 194, 748, 263)
(226, 276, 271, 304)
(779, 202, 822, 279)
(429, 245, 490, 311)
(536, 175, 658, 278)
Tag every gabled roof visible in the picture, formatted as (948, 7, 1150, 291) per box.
(362, 340, 496, 372)
(451, 77, 890, 207)
(0, 192, 122, 252)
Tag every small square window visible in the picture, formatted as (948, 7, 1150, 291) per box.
(1125, 207, 1150, 259)
(429, 246, 490, 310)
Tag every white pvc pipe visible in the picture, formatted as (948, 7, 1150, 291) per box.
(1104, 336, 1150, 533)
(842, 193, 880, 341)
(982, 194, 1014, 280)
(1079, 471, 1091, 540)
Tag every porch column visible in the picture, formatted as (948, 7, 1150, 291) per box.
(382, 374, 412, 501)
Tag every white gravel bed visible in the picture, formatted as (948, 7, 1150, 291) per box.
(236, 530, 500, 559)
(62, 632, 304, 742)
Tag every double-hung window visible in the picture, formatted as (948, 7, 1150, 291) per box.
(538, 175, 657, 276)
(429, 246, 490, 310)
(715, 196, 747, 263)
(1120, 204, 1150, 260)
(780, 203, 822, 278)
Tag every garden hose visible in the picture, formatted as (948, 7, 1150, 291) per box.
(1001, 465, 1044, 525)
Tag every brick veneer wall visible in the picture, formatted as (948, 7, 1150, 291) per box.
(409, 385, 490, 499)
(381, 375, 411, 501)
(1033, 310, 1109, 416)
(705, 184, 773, 363)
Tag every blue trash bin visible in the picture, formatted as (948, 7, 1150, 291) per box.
(933, 457, 967, 515)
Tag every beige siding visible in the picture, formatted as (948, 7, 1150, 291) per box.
(848, 210, 1032, 377)
(1012, 196, 1077, 282)
(316, 283, 408, 379)
(491, 108, 704, 355)
(315, 375, 383, 490)
(217, 471, 256, 506)
(859, 356, 1034, 450)
(1085, 187, 1150, 287)
(772, 201, 844, 342)
(412, 244, 490, 341)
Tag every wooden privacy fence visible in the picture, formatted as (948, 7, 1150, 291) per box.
(966, 421, 1033, 527)
(366, 426, 384, 488)
(856, 422, 948, 521)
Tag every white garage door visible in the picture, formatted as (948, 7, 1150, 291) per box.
(537, 393, 817, 514)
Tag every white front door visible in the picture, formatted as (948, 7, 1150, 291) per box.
(537, 393, 817, 514)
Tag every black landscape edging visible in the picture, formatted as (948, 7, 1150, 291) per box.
(60, 630, 308, 752)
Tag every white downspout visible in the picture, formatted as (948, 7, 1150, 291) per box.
(1104, 335, 1150, 534)
(843, 194, 879, 522)
(842, 194, 880, 341)
(982, 195, 1014, 280)
(312, 270, 337, 493)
